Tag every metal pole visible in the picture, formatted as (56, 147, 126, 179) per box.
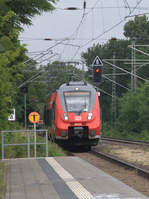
(27, 131, 30, 158)
(48, 64, 51, 90)
(131, 43, 134, 90)
(82, 62, 85, 80)
(112, 53, 116, 127)
(1, 132, 4, 159)
(134, 43, 137, 91)
(45, 130, 48, 157)
(24, 93, 27, 128)
(131, 40, 136, 91)
(34, 123, 37, 158)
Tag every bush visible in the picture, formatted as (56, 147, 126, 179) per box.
(116, 83, 149, 135)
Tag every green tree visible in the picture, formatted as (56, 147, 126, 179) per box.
(0, 12, 27, 130)
(0, 58, 11, 129)
(116, 83, 149, 134)
(124, 15, 149, 81)
(0, 0, 56, 25)
(124, 15, 149, 44)
(0, 0, 57, 129)
(44, 61, 83, 93)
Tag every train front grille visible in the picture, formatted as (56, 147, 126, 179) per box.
(68, 126, 88, 139)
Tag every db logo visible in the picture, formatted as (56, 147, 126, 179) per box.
(75, 116, 81, 121)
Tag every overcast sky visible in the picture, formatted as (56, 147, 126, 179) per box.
(20, 0, 149, 64)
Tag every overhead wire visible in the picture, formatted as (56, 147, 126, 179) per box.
(22, 0, 145, 68)
(98, 88, 113, 97)
(62, 0, 101, 58)
(57, 0, 88, 61)
(70, 0, 102, 59)
(100, 0, 105, 34)
(18, 39, 71, 88)
(103, 75, 130, 91)
(117, 0, 122, 19)
(23, 1, 148, 91)
(123, 0, 131, 14)
(94, 86, 113, 97)
(103, 59, 149, 83)
(69, 1, 87, 38)
(70, 0, 143, 60)
(55, 6, 149, 11)
(64, 0, 87, 60)
(24, 39, 68, 65)
(22, 1, 146, 62)
(125, 12, 149, 18)
(18, 53, 60, 88)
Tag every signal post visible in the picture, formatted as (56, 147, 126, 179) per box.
(92, 56, 103, 82)
(28, 112, 40, 158)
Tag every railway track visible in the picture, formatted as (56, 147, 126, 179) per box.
(67, 146, 149, 180)
(101, 136, 149, 146)
(90, 149, 149, 180)
(66, 136, 149, 180)
(65, 136, 149, 196)
(65, 137, 149, 196)
(70, 146, 149, 197)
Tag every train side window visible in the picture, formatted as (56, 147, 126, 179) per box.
(44, 105, 47, 125)
(49, 109, 52, 125)
(46, 109, 49, 125)
(52, 102, 55, 120)
(46, 109, 52, 126)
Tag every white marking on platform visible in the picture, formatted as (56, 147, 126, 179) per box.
(45, 158, 142, 199)
(46, 157, 96, 199)
(95, 194, 141, 199)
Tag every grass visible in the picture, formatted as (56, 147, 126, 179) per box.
(1, 131, 65, 159)
(102, 124, 149, 142)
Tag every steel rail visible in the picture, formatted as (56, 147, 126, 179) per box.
(101, 137, 149, 146)
(90, 149, 149, 180)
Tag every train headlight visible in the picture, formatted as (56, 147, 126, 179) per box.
(88, 112, 92, 120)
(64, 113, 68, 120)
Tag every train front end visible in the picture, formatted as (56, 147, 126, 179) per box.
(55, 82, 101, 147)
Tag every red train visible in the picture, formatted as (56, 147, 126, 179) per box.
(44, 81, 101, 149)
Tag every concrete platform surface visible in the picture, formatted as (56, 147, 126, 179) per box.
(2, 157, 149, 199)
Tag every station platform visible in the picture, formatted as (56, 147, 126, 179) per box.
(3, 157, 149, 199)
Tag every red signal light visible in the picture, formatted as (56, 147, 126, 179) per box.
(93, 66, 102, 82)
(95, 68, 100, 73)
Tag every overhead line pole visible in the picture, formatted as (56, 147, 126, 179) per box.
(131, 40, 136, 91)
(24, 93, 27, 129)
(103, 60, 149, 83)
(112, 53, 116, 126)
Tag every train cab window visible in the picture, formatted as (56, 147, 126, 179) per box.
(64, 91, 90, 113)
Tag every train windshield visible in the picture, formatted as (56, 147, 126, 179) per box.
(64, 91, 90, 113)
